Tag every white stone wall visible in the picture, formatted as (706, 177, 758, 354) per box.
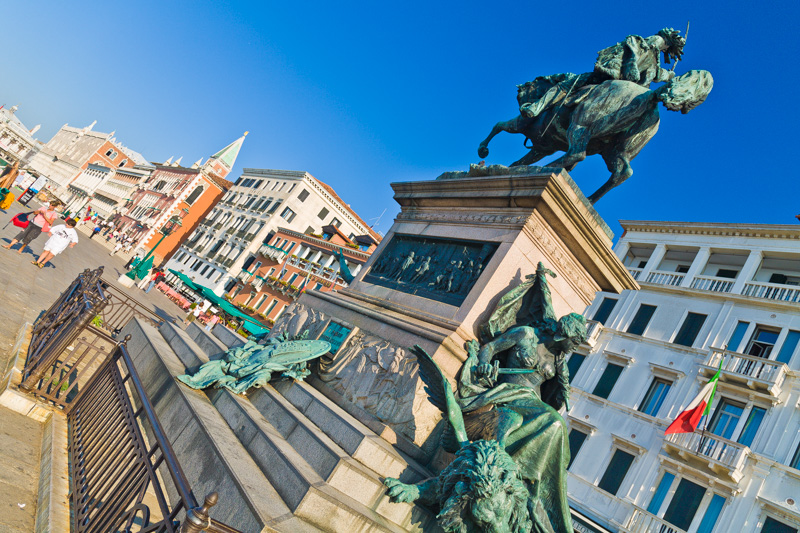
(569, 222, 800, 533)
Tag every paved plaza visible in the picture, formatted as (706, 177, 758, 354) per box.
(0, 198, 192, 532)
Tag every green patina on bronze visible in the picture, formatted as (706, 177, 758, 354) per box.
(384, 262, 587, 533)
(177, 333, 330, 394)
(476, 27, 713, 204)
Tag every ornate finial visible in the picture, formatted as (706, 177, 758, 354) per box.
(181, 493, 218, 532)
(243, 131, 249, 136)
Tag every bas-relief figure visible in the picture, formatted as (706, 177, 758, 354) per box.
(384, 263, 588, 533)
(177, 336, 331, 394)
(318, 331, 424, 438)
(364, 234, 498, 307)
(476, 27, 713, 203)
(267, 302, 328, 341)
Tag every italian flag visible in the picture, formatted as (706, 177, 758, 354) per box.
(665, 365, 722, 435)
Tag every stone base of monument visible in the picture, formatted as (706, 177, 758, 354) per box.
(121, 317, 438, 533)
(268, 169, 637, 459)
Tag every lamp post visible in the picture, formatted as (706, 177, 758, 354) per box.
(121, 209, 188, 285)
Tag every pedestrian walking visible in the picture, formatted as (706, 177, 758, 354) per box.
(3, 201, 60, 254)
(90, 225, 102, 239)
(184, 305, 202, 325)
(144, 269, 165, 293)
(32, 218, 79, 268)
(109, 241, 124, 256)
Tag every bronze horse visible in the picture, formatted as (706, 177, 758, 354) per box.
(478, 69, 713, 203)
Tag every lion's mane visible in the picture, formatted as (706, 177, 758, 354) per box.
(436, 440, 531, 533)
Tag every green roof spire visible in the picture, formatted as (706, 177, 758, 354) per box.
(209, 131, 247, 170)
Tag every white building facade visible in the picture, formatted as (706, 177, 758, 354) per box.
(166, 168, 379, 295)
(567, 220, 800, 533)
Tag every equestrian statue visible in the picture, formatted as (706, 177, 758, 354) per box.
(477, 27, 713, 203)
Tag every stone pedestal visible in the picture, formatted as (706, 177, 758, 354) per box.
(270, 169, 637, 459)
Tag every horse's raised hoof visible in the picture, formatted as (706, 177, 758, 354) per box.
(478, 146, 489, 158)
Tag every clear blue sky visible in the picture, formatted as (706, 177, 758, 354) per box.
(2, 1, 797, 238)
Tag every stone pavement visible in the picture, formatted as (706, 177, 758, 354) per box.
(0, 199, 192, 531)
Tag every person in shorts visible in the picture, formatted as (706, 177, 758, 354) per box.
(4, 201, 60, 254)
(33, 218, 78, 268)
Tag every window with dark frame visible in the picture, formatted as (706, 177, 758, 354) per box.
(592, 363, 624, 399)
(777, 330, 800, 364)
(567, 429, 588, 469)
(662, 478, 706, 531)
(298, 189, 309, 202)
(761, 517, 798, 533)
(676, 264, 690, 274)
(716, 268, 738, 279)
(566, 353, 586, 384)
(673, 312, 707, 347)
(592, 297, 618, 325)
(318, 207, 329, 219)
(597, 449, 635, 495)
(638, 378, 672, 417)
(746, 326, 781, 358)
(627, 304, 656, 336)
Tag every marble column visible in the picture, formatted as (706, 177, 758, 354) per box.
(680, 247, 711, 288)
(640, 243, 667, 282)
(731, 251, 763, 295)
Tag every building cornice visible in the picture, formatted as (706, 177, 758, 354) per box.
(620, 220, 800, 240)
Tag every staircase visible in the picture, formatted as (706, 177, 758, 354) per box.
(121, 317, 438, 533)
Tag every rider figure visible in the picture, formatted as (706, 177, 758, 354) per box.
(521, 28, 686, 118)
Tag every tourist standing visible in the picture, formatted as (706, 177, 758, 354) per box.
(144, 269, 165, 293)
(109, 241, 124, 256)
(32, 218, 79, 268)
(3, 201, 60, 254)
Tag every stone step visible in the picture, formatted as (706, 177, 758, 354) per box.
(210, 322, 248, 349)
(122, 318, 322, 533)
(271, 379, 431, 484)
(247, 385, 435, 531)
(184, 322, 232, 359)
(157, 320, 437, 532)
(210, 389, 425, 533)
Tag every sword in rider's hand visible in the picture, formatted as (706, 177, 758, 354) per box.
(670, 21, 690, 72)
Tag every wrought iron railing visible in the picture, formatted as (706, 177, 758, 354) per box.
(68, 337, 236, 532)
(19, 267, 238, 532)
(20, 267, 163, 402)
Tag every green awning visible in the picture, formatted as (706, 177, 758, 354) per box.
(168, 269, 270, 335)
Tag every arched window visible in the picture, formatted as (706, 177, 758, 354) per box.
(154, 180, 167, 191)
(185, 185, 204, 205)
(118, 159, 127, 167)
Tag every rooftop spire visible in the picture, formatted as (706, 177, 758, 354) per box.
(207, 132, 247, 171)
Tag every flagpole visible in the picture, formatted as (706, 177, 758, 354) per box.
(696, 349, 726, 455)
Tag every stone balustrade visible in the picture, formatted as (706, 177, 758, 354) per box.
(623, 508, 686, 533)
(703, 347, 786, 396)
(742, 281, 800, 303)
(645, 270, 685, 286)
(663, 431, 750, 482)
(690, 275, 735, 293)
(626, 267, 643, 280)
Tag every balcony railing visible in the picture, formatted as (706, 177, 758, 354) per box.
(742, 281, 800, 303)
(703, 347, 786, 396)
(645, 270, 685, 286)
(691, 275, 735, 293)
(663, 431, 749, 482)
(627, 267, 643, 280)
(287, 255, 340, 282)
(623, 508, 686, 533)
